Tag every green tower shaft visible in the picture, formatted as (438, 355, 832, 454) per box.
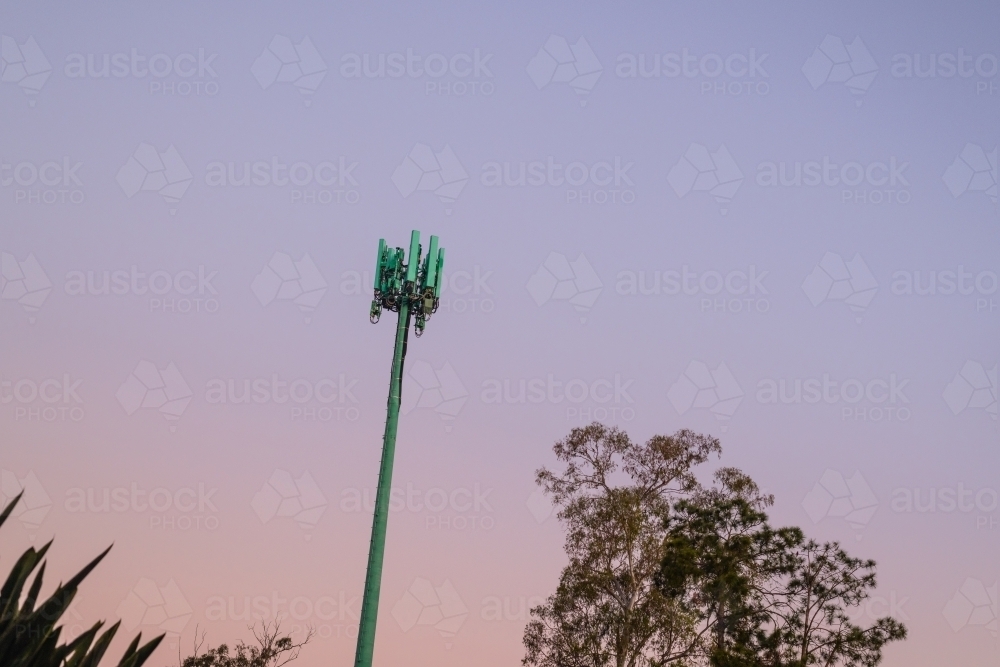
(353, 298, 409, 667)
(354, 231, 444, 667)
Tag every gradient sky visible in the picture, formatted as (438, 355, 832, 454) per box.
(1, 1, 997, 666)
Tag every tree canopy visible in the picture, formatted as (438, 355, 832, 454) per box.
(523, 423, 906, 667)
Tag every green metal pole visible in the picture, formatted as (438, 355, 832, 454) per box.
(357, 231, 442, 666)
(354, 298, 410, 667)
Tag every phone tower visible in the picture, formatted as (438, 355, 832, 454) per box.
(354, 230, 445, 667)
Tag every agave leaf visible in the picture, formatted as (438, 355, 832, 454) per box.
(21, 560, 46, 614)
(0, 492, 23, 531)
(0, 542, 50, 622)
(77, 620, 119, 667)
(56, 545, 113, 596)
(117, 633, 165, 667)
(61, 622, 101, 667)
